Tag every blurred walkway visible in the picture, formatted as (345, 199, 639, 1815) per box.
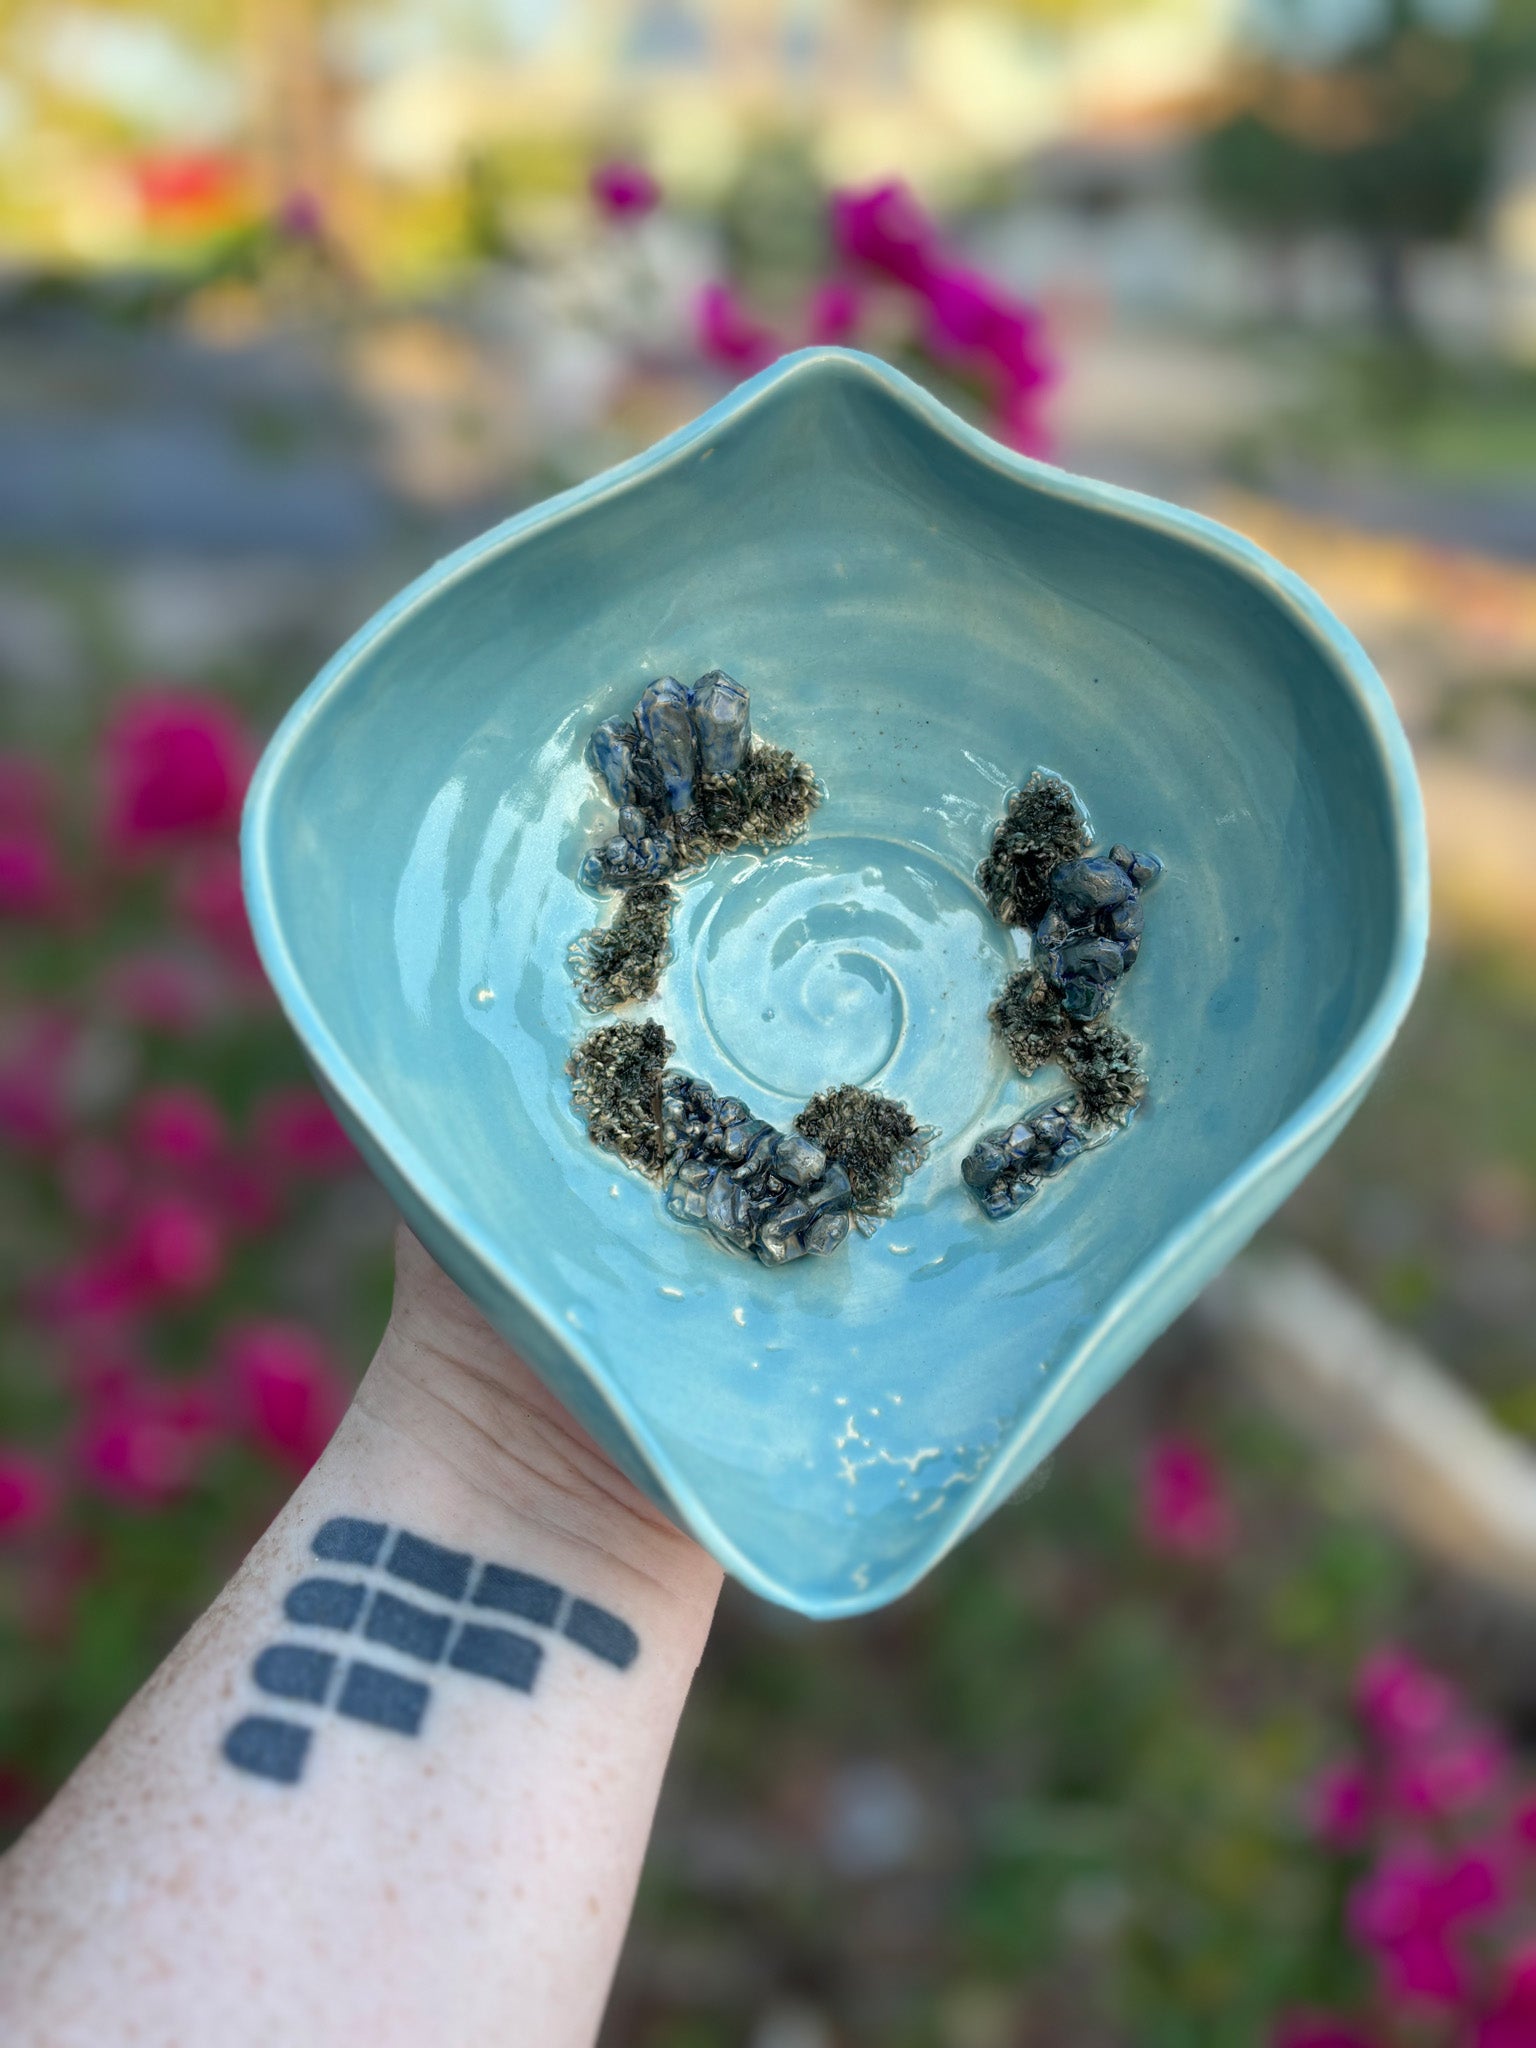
(1055, 326, 1536, 564)
(0, 312, 393, 557)
(1207, 490, 1536, 956)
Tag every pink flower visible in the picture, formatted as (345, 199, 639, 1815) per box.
(81, 1384, 217, 1505)
(698, 274, 865, 376)
(0, 1450, 56, 1537)
(1349, 1649, 1507, 1821)
(1382, 1927, 1468, 2005)
(0, 752, 62, 915)
(1477, 1946, 1536, 2048)
(1349, 1847, 1499, 2008)
(919, 267, 1056, 450)
(1141, 1435, 1233, 1558)
(696, 283, 781, 373)
(591, 160, 660, 219)
(171, 844, 261, 973)
(251, 1084, 356, 1179)
(828, 181, 1055, 452)
(1310, 1762, 1373, 1851)
(994, 380, 1053, 459)
(222, 1321, 348, 1471)
(0, 820, 63, 917)
(1357, 1649, 1455, 1748)
(924, 273, 1054, 397)
(127, 1195, 225, 1298)
(130, 1085, 227, 1175)
(1391, 1729, 1506, 1821)
(1478, 2006, 1536, 2046)
(33, 1196, 225, 1323)
(830, 180, 938, 289)
(806, 279, 863, 345)
(101, 689, 252, 852)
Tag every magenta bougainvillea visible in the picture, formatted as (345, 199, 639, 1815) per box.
(686, 174, 1056, 454)
(1142, 1434, 1236, 1559)
(1134, 1430, 1536, 2047)
(1278, 1647, 1536, 2047)
(829, 181, 1055, 452)
(591, 159, 662, 221)
(0, 689, 366, 1662)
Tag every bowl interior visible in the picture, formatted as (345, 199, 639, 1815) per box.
(252, 355, 1411, 1611)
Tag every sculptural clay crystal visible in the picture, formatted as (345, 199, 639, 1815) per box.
(571, 668, 817, 1007)
(567, 672, 928, 1266)
(565, 680, 1162, 1258)
(964, 772, 1162, 1219)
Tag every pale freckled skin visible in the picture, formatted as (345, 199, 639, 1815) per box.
(0, 1229, 721, 2048)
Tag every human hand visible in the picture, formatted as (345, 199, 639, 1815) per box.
(1, 1223, 721, 2048)
(359, 1224, 716, 1605)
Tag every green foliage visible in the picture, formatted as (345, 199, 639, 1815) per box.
(609, 1402, 1416, 2046)
(1199, 0, 1519, 331)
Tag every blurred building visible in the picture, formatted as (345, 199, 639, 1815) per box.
(0, 0, 1235, 272)
(1, 0, 1533, 371)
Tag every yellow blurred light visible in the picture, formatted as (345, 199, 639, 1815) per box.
(908, 8, 1060, 157)
(1494, 191, 1536, 268)
(815, 103, 969, 195)
(641, 85, 745, 202)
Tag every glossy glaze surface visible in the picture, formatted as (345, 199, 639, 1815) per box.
(242, 348, 1428, 1616)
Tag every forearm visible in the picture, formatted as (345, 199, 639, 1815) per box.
(0, 1237, 722, 2048)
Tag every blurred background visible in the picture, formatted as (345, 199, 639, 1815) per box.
(2, 1, 1536, 2043)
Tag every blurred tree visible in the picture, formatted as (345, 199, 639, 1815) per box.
(1200, 0, 1525, 338)
(717, 131, 830, 312)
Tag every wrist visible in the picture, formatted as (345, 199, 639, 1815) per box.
(349, 1230, 721, 1620)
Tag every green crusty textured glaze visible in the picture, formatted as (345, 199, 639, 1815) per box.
(241, 347, 1428, 1617)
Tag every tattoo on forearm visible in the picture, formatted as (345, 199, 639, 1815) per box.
(221, 1518, 640, 1785)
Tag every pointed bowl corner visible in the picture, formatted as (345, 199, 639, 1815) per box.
(243, 348, 1428, 1616)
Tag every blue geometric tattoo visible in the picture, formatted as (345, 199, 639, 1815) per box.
(222, 1518, 639, 1785)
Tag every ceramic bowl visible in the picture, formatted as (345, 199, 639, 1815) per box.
(242, 347, 1428, 1617)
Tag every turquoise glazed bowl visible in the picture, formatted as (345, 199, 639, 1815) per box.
(243, 347, 1428, 1616)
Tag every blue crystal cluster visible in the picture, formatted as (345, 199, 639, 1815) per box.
(661, 1074, 853, 1265)
(1034, 845, 1162, 1023)
(572, 667, 818, 1019)
(965, 774, 1163, 1221)
(566, 677, 920, 1271)
(960, 1105, 1089, 1221)
(582, 670, 754, 889)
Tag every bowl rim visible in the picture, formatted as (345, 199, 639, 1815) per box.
(242, 344, 1430, 1616)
